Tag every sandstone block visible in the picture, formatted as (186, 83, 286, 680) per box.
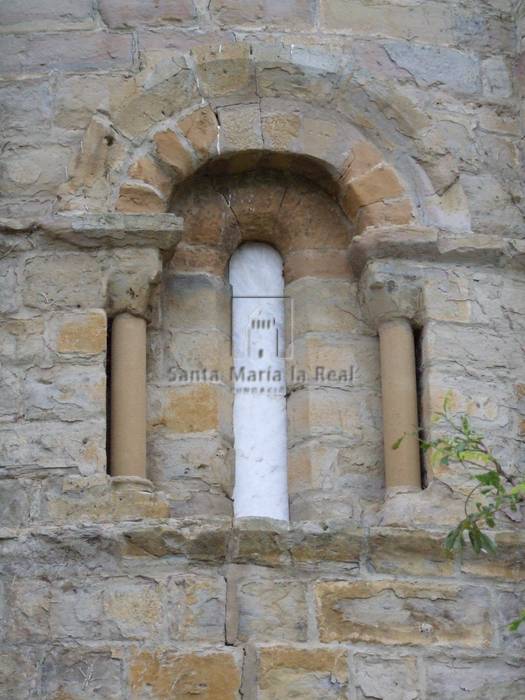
(353, 654, 420, 700)
(461, 531, 525, 581)
(345, 141, 383, 179)
(41, 647, 122, 699)
(320, 0, 453, 44)
(166, 574, 225, 642)
(1, 143, 72, 199)
(482, 56, 513, 101)
(0, 478, 32, 528)
(154, 129, 195, 177)
(284, 249, 351, 282)
(0, 648, 41, 699)
(261, 112, 302, 151)
(53, 74, 130, 130)
(23, 253, 104, 310)
(368, 528, 455, 577)
(211, 0, 315, 29)
(51, 578, 162, 640)
(289, 522, 363, 564)
(0, 318, 46, 366)
(342, 165, 405, 216)
(218, 103, 263, 153)
(255, 45, 339, 105)
(128, 156, 174, 198)
(54, 310, 107, 355)
(425, 657, 525, 699)
(192, 43, 256, 104)
(0, 0, 94, 33)
(179, 106, 219, 157)
(0, 366, 21, 421)
(356, 198, 414, 232)
(44, 475, 170, 524)
(6, 578, 51, 642)
(129, 648, 242, 699)
(288, 387, 381, 446)
(149, 383, 232, 435)
(104, 580, 163, 639)
(170, 243, 231, 275)
(23, 365, 105, 422)
(116, 182, 167, 213)
(290, 335, 380, 390)
(163, 329, 232, 382)
(163, 273, 231, 334)
(256, 646, 349, 700)
(315, 580, 492, 646)
(112, 66, 199, 138)
(99, 0, 197, 28)
(236, 576, 308, 642)
(383, 42, 481, 96)
(230, 518, 291, 567)
(0, 420, 106, 476)
(0, 31, 134, 75)
(0, 80, 53, 139)
(286, 278, 371, 337)
(147, 432, 233, 496)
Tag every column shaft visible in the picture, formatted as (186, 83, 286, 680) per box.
(110, 313, 147, 478)
(378, 318, 421, 491)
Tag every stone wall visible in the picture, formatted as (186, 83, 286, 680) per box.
(0, 1, 524, 699)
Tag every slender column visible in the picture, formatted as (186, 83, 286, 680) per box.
(110, 312, 147, 478)
(378, 317, 421, 491)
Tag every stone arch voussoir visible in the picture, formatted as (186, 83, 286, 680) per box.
(56, 41, 467, 234)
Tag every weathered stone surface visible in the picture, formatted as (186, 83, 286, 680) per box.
(23, 365, 105, 422)
(149, 383, 232, 435)
(256, 646, 349, 699)
(99, 0, 197, 29)
(191, 43, 255, 104)
(179, 106, 219, 157)
(0, 0, 94, 33)
(425, 657, 525, 699)
(129, 648, 243, 699)
(42, 647, 122, 699)
(54, 310, 107, 355)
(128, 156, 174, 197)
(236, 575, 308, 642)
(166, 574, 226, 642)
(218, 103, 263, 152)
(368, 528, 455, 577)
(0, 419, 106, 475)
(23, 253, 104, 310)
(320, 0, 453, 43)
(0, 31, 133, 74)
(116, 181, 167, 213)
(353, 654, 421, 700)
(461, 531, 525, 581)
(211, 0, 315, 29)
(154, 129, 195, 176)
(315, 580, 492, 646)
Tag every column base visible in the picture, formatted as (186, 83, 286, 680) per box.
(111, 475, 154, 494)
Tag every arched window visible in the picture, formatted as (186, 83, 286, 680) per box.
(229, 243, 289, 521)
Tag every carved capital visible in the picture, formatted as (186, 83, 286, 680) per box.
(360, 259, 423, 327)
(107, 247, 162, 319)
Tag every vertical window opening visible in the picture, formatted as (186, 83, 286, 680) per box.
(229, 242, 289, 521)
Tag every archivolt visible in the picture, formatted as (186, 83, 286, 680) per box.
(56, 42, 465, 234)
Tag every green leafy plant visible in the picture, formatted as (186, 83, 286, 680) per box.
(394, 391, 525, 630)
